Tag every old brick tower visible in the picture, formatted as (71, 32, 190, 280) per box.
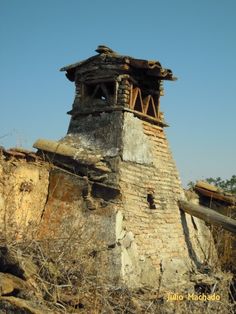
(32, 46, 217, 292)
(54, 46, 214, 290)
(0, 46, 231, 313)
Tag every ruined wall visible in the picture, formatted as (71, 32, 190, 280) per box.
(0, 154, 49, 240)
(37, 167, 122, 282)
(0, 155, 230, 314)
(0, 151, 122, 283)
(0, 132, 218, 293)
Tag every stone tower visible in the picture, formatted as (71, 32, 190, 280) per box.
(57, 46, 215, 290)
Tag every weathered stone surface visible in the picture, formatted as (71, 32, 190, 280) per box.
(115, 210, 124, 241)
(121, 241, 141, 288)
(140, 257, 159, 287)
(0, 296, 48, 314)
(0, 272, 27, 296)
(0, 160, 49, 240)
(122, 113, 153, 165)
(37, 168, 88, 239)
(65, 111, 124, 158)
(0, 246, 38, 280)
(121, 231, 134, 249)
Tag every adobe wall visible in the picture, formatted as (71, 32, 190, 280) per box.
(37, 167, 122, 283)
(0, 151, 122, 283)
(0, 155, 49, 240)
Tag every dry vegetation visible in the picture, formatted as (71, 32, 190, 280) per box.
(0, 226, 236, 313)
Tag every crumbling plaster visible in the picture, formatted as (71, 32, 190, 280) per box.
(66, 111, 124, 158)
(0, 159, 49, 240)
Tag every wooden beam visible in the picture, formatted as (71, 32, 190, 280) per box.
(124, 108, 169, 127)
(196, 180, 218, 192)
(178, 200, 236, 234)
(33, 139, 101, 165)
(194, 186, 236, 205)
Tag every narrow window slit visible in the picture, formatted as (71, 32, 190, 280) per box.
(147, 193, 156, 209)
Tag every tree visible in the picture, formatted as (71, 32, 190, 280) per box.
(205, 175, 236, 194)
(188, 175, 236, 194)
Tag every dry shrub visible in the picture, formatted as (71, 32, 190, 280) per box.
(1, 235, 235, 314)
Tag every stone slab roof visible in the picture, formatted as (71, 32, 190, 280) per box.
(60, 45, 176, 82)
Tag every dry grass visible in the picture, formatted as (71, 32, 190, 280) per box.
(0, 232, 235, 314)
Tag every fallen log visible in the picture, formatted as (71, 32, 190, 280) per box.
(178, 200, 236, 234)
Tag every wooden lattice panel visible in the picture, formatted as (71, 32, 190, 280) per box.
(130, 87, 159, 120)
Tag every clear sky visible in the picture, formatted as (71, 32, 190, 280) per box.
(0, 0, 235, 186)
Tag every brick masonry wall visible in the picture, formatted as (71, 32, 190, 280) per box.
(118, 112, 217, 290)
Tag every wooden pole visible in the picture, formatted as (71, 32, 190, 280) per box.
(178, 200, 236, 234)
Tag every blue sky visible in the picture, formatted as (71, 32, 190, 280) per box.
(0, 0, 235, 186)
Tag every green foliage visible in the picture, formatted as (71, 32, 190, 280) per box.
(205, 175, 236, 194)
(187, 181, 195, 189)
(188, 175, 236, 194)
